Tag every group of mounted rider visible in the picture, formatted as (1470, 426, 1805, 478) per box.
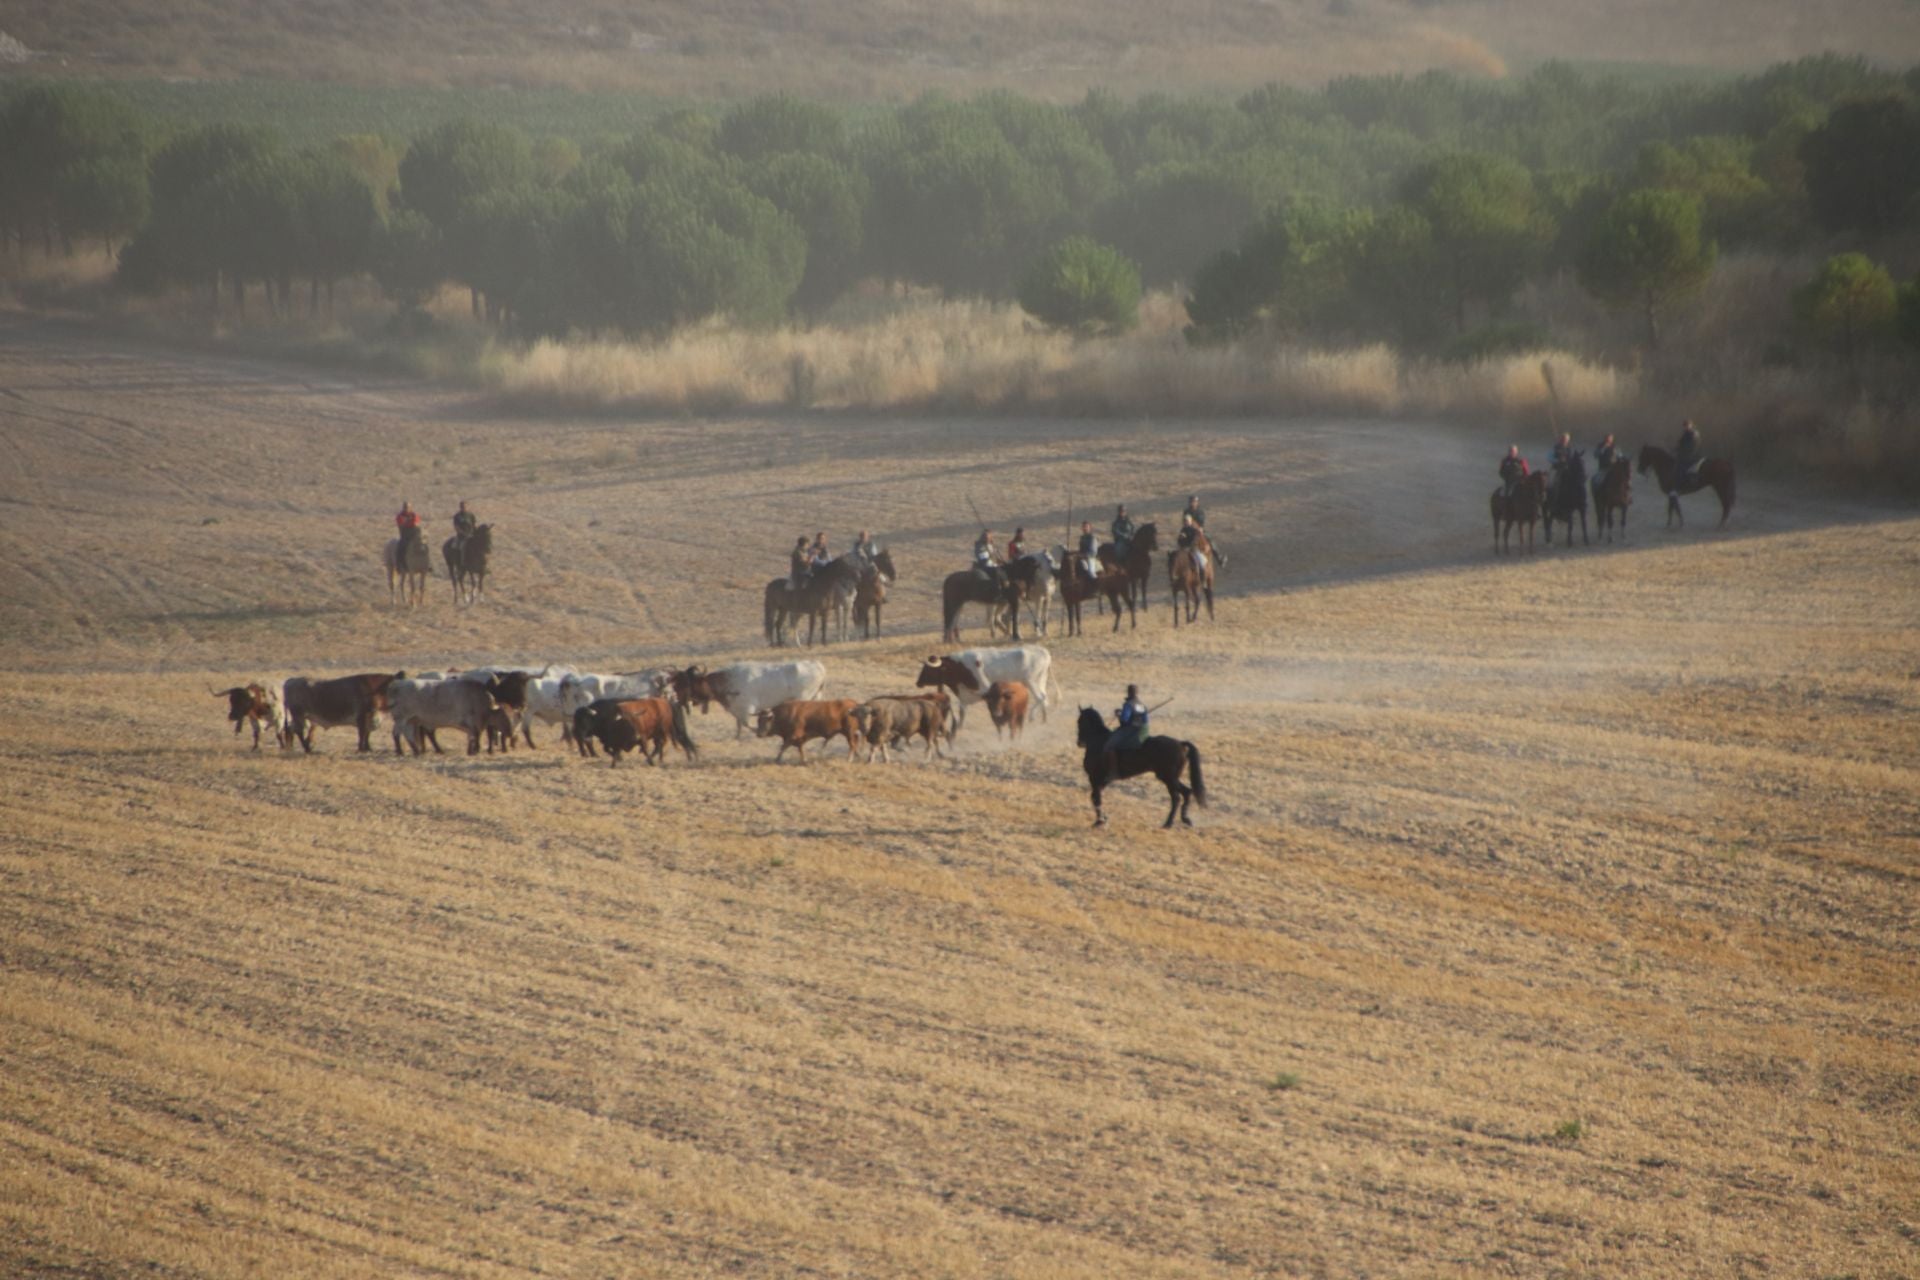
(385, 500, 493, 605)
(768, 528, 897, 646)
(1494, 418, 1731, 551)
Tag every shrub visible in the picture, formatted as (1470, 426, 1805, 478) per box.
(1017, 236, 1141, 334)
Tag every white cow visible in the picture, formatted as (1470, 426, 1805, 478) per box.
(679, 660, 827, 738)
(558, 668, 677, 721)
(916, 645, 1056, 728)
(387, 676, 497, 756)
(514, 664, 580, 745)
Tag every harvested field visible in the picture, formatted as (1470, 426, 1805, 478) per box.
(1, 315, 1916, 1278)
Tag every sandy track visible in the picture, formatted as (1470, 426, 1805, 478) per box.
(1, 319, 1916, 1277)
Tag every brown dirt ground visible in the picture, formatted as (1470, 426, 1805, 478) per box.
(1, 314, 1916, 1278)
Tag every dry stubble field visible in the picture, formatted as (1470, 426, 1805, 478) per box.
(1, 315, 1917, 1278)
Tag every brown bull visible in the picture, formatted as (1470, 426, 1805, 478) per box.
(281, 672, 402, 753)
(854, 693, 952, 763)
(983, 680, 1031, 740)
(754, 698, 862, 764)
(212, 683, 281, 750)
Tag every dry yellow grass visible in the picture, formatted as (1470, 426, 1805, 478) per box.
(0, 313, 1916, 1277)
(480, 297, 1636, 423)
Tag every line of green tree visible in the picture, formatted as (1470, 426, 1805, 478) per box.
(1, 58, 1916, 352)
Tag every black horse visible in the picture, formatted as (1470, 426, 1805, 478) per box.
(1097, 521, 1159, 612)
(1076, 706, 1207, 828)
(1543, 452, 1589, 548)
(764, 555, 862, 647)
(443, 524, 493, 604)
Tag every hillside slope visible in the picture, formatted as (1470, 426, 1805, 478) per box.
(0, 320, 1916, 1276)
(5, 0, 1919, 96)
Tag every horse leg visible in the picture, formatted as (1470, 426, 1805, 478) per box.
(1090, 775, 1106, 827)
(1204, 583, 1214, 620)
(1161, 773, 1181, 828)
(1580, 508, 1589, 546)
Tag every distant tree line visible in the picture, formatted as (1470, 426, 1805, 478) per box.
(2, 57, 1918, 356)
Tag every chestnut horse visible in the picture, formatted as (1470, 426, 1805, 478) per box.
(1637, 445, 1734, 528)
(1076, 706, 1207, 828)
(1491, 472, 1544, 554)
(1167, 532, 1215, 626)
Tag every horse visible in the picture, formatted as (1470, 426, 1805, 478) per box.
(1076, 706, 1207, 828)
(1592, 458, 1631, 543)
(1543, 451, 1589, 548)
(765, 556, 861, 647)
(1003, 553, 1056, 638)
(383, 525, 430, 606)
(1490, 472, 1544, 554)
(1167, 533, 1215, 626)
(1097, 521, 1159, 612)
(442, 524, 493, 604)
(1637, 444, 1735, 528)
(1057, 559, 1134, 636)
(940, 569, 1023, 643)
(852, 549, 897, 639)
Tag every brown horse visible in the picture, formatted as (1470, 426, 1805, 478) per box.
(851, 549, 897, 639)
(1592, 458, 1631, 543)
(1057, 562, 1134, 635)
(1167, 533, 1215, 626)
(1097, 521, 1159, 611)
(1491, 472, 1544, 554)
(1637, 444, 1734, 528)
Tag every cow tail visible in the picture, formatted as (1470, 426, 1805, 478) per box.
(1185, 742, 1207, 807)
(671, 700, 698, 758)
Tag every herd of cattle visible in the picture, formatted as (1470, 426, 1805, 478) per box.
(213, 646, 1058, 768)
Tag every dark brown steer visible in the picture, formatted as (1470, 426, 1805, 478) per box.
(753, 698, 862, 764)
(854, 693, 952, 763)
(281, 672, 402, 753)
(212, 683, 281, 750)
(573, 697, 698, 767)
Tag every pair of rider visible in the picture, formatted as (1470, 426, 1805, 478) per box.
(395, 500, 477, 542)
(791, 530, 877, 587)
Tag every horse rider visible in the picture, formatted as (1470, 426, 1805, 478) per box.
(1111, 504, 1136, 561)
(1103, 683, 1151, 781)
(1499, 445, 1529, 497)
(1183, 493, 1224, 568)
(1006, 526, 1029, 562)
(973, 528, 1006, 591)
(452, 500, 478, 545)
(1077, 520, 1100, 583)
(788, 536, 810, 589)
(1593, 432, 1620, 475)
(808, 531, 832, 573)
(1176, 512, 1209, 574)
(395, 500, 422, 541)
(849, 529, 876, 571)
(1675, 419, 1701, 486)
(1548, 432, 1576, 482)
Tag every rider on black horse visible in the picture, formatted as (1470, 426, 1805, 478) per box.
(1077, 521, 1100, 584)
(1102, 684, 1150, 781)
(1674, 419, 1701, 486)
(1111, 505, 1136, 562)
(973, 529, 1006, 593)
(1593, 433, 1619, 475)
(452, 500, 478, 547)
(788, 536, 810, 589)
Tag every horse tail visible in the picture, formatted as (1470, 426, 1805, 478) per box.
(1184, 742, 1207, 807)
(670, 700, 698, 758)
